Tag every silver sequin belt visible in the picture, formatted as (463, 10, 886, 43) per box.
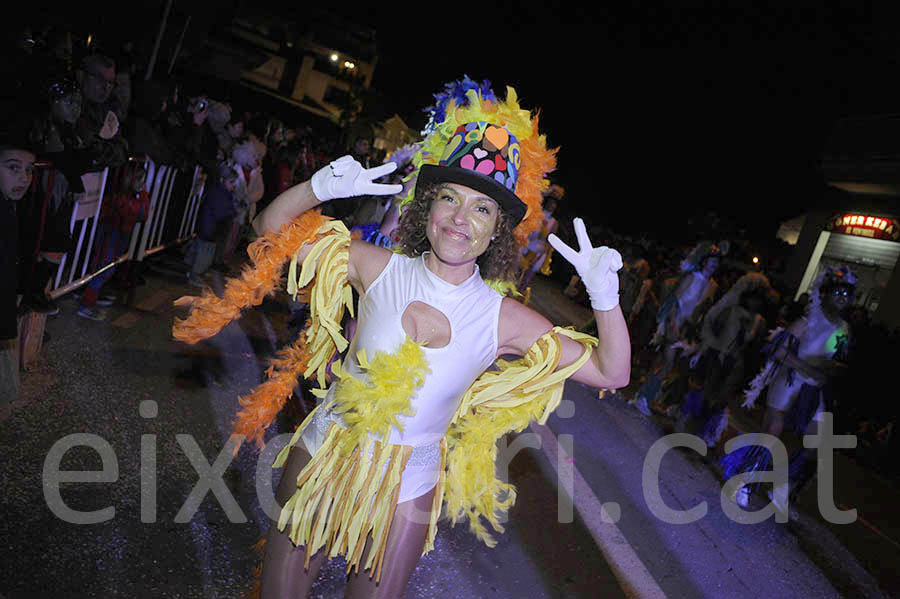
(307, 406, 442, 470)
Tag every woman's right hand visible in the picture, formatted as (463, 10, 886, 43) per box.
(310, 155, 402, 202)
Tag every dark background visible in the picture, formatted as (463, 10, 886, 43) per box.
(367, 5, 900, 241)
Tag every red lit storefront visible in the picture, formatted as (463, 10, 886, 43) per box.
(782, 205, 900, 329)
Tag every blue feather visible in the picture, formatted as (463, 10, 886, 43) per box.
(721, 443, 773, 489)
(423, 76, 498, 134)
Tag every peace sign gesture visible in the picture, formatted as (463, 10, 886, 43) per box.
(548, 218, 623, 311)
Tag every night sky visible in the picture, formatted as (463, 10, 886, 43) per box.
(364, 5, 900, 239)
(22, 2, 900, 239)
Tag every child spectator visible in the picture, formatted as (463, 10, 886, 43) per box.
(187, 162, 238, 286)
(0, 134, 37, 405)
(76, 161, 149, 321)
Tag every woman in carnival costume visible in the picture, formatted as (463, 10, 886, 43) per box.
(173, 77, 630, 598)
(632, 240, 727, 415)
(723, 265, 854, 511)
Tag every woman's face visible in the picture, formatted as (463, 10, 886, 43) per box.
(426, 183, 499, 265)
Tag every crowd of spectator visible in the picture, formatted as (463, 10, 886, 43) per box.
(0, 23, 363, 404)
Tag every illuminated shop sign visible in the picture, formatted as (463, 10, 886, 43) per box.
(827, 213, 900, 242)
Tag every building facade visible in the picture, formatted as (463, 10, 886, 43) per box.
(782, 115, 900, 329)
(216, 10, 378, 121)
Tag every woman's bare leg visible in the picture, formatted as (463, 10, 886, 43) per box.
(344, 487, 436, 599)
(259, 445, 329, 599)
(790, 409, 821, 499)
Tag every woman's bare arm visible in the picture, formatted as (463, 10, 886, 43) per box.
(252, 180, 321, 237)
(251, 158, 400, 291)
(497, 298, 631, 390)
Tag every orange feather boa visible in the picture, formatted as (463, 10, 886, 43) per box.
(172, 210, 332, 450)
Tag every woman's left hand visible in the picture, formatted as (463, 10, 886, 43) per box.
(548, 218, 623, 311)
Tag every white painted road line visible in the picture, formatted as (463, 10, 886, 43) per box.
(531, 421, 668, 599)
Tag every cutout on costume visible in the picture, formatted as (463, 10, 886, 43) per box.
(402, 301, 451, 349)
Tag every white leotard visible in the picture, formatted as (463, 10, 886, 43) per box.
(301, 252, 503, 502)
(766, 314, 849, 413)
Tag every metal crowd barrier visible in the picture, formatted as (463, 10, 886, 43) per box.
(134, 163, 206, 260)
(47, 156, 206, 299)
(51, 167, 110, 297)
(20, 161, 55, 287)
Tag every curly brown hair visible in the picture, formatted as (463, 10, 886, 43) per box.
(394, 183, 520, 285)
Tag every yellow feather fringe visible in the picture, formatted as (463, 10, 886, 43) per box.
(179, 211, 602, 587)
(285, 220, 355, 389)
(271, 323, 596, 580)
(276, 423, 413, 581)
(442, 327, 597, 546)
(329, 338, 431, 455)
(272, 338, 431, 581)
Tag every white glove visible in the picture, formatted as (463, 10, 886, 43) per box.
(310, 155, 403, 202)
(548, 218, 623, 311)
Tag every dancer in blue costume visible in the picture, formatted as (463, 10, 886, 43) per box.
(633, 240, 727, 415)
(681, 273, 771, 445)
(723, 265, 853, 511)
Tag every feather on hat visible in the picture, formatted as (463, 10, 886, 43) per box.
(401, 78, 557, 248)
